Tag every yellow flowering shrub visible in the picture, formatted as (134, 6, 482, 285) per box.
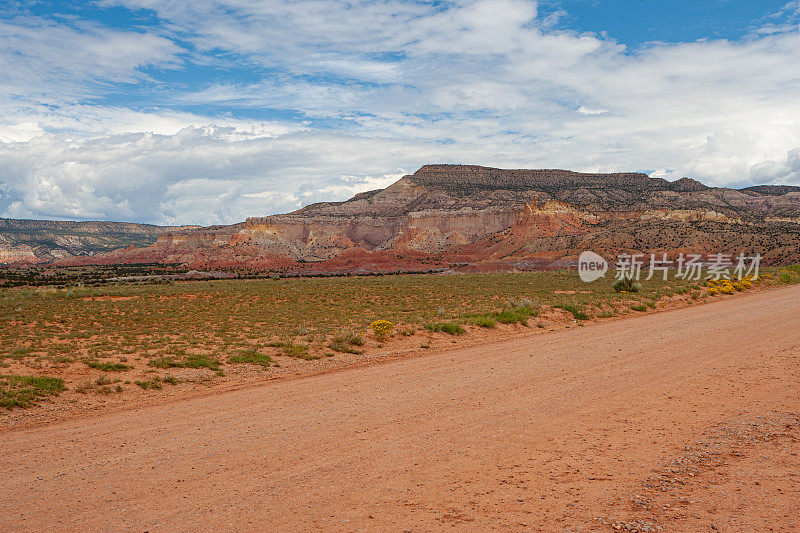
(705, 278, 737, 295)
(370, 320, 394, 339)
(718, 281, 735, 294)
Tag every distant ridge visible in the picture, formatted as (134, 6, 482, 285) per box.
(741, 185, 800, 196)
(408, 164, 659, 192)
(0, 219, 185, 265)
(2, 165, 799, 268)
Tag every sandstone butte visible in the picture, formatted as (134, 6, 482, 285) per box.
(4, 164, 800, 271)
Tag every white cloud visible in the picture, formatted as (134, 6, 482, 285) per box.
(577, 106, 609, 116)
(0, 16, 181, 102)
(0, 127, 448, 224)
(749, 147, 800, 185)
(0, 0, 798, 224)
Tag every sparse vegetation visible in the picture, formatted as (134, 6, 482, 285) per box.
(0, 265, 793, 410)
(84, 359, 131, 372)
(467, 314, 497, 328)
(0, 374, 65, 409)
(149, 354, 222, 371)
(267, 341, 319, 360)
(134, 378, 163, 390)
(553, 303, 589, 321)
(228, 349, 274, 367)
(328, 331, 365, 354)
(424, 322, 466, 335)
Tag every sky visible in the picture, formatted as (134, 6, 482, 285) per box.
(0, 0, 798, 225)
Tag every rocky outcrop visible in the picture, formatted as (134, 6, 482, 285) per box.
(0, 219, 188, 265)
(6, 165, 800, 269)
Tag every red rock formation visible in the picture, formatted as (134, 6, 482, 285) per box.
(12, 164, 800, 271)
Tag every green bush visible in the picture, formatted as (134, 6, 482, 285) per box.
(496, 308, 528, 324)
(612, 276, 642, 293)
(0, 375, 65, 409)
(495, 299, 540, 325)
(228, 349, 274, 367)
(84, 360, 131, 372)
(424, 322, 466, 335)
(134, 378, 163, 390)
(469, 315, 497, 328)
(553, 303, 589, 320)
(149, 354, 221, 371)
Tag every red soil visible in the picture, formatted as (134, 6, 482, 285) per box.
(1, 285, 798, 530)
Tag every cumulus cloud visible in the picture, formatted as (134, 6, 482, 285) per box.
(0, 127, 448, 224)
(0, 0, 798, 224)
(750, 147, 800, 185)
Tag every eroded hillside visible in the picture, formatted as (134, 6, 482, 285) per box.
(7, 165, 800, 270)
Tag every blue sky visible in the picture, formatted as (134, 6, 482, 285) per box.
(0, 1, 798, 224)
(541, 1, 791, 44)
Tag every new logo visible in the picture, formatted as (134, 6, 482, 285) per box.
(578, 251, 608, 282)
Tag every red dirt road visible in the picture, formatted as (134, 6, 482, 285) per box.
(2, 286, 799, 531)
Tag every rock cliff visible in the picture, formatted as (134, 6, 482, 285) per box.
(0, 219, 189, 265)
(5, 165, 800, 270)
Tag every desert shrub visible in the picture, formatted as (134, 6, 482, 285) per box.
(494, 299, 541, 325)
(370, 320, 394, 339)
(496, 308, 528, 324)
(83, 360, 131, 372)
(267, 341, 318, 360)
(612, 276, 642, 293)
(553, 303, 589, 320)
(346, 332, 365, 346)
(328, 332, 365, 354)
(149, 354, 221, 371)
(0, 375, 65, 409)
(630, 303, 647, 312)
(328, 339, 362, 354)
(73, 380, 93, 394)
(718, 280, 735, 294)
(134, 378, 163, 390)
(507, 299, 541, 317)
(228, 349, 274, 367)
(705, 278, 741, 294)
(468, 314, 497, 328)
(95, 375, 114, 386)
(424, 322, 466, 335)
(181, 354, 219, 369)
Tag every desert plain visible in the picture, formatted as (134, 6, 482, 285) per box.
(1, 266, 799, 531)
